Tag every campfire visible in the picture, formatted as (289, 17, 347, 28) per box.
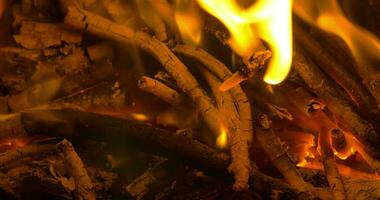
(1, 0, 380, 199)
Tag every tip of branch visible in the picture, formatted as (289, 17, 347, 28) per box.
(219, 73, 245, 91)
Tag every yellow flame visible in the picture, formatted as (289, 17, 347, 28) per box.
(174, 0, 203, 45)
(196, 0, 293, 84)
(216, 127, 228, 148)
(293, 0, 380, 65)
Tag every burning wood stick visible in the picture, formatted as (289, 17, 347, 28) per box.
(293, 23, 380, 118)
(219, 50, 271, 92)
(57, 139, 96, 200)
(64, 6, 225, 145)
(138, 76, 186, 107)
(292, 46, 380, 159)
(198, 67, 251, 190)
(173, 45, 253, 191)
(255, 113, 312, 192)
(313, 110, 348, 200)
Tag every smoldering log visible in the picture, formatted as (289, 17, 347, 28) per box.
(292, 46, 380, 159)
(20, 109, 328, 199)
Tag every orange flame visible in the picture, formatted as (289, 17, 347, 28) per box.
(293, 0, 380, 65)
(196, 0, 293, 84)
(174, 0, 203, 45)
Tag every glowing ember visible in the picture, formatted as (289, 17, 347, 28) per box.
(216, 126, 228, 148)
(196, 0, 293, 84)
(293, 0, 380, 64)
(131, 113, 149, 121)
(298, 160, 380, 180)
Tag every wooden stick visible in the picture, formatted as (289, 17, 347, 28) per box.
(293, 23, 380, 118)
(171, 45, 253, 149)
(314, 111, 347, 200)
(292, 46, 380, 159)
(173, 45, 253, 190)
(64, 6, 224, 139)
(138, 76, 185, 107)
(57, 139, 96, 200)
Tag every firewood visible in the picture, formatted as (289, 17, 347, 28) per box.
(135, 0, 167, 42)
(314, 110, 348, 200)
(172, 45, 253, 191)
(64, 6, 226, 153)
(153, 71, 179, 90)
(0, 155, 73, 199)
(0, 96, 8, 114)
(284, 83, 380, 174)
(20, 109, 330, 199)
(198, 67, 250, 190)
(86, 42, 114, 63)
(4, 44, 114, 112)
(0, 47, 43, 61)
(126, 158, 177, 199)
(14, 21, 82, 50)
(102, 0, 137, 28)
(255, 113, 312, 192)
(138, 76, 186, 107)
(57, 139, 96, 200)
(293, 22, 380, 119)
(0, 138, 56, 169)
(292, 45, 380, 159)
(0, 113, 28, 140)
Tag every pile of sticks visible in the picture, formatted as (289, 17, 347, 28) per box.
(0, 0, 380, 199)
